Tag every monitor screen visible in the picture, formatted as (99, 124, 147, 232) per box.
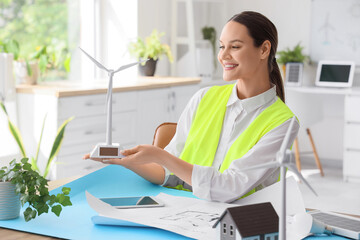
(319, 65, 351, 83)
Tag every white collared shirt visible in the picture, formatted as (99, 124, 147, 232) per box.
(163, 83, 299, 203)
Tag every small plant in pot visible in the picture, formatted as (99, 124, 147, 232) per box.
(0, 158, 72, 221)
(128, 29, 173, 76)
(1, 38, 71, 84)
(277, 43, 309, 77)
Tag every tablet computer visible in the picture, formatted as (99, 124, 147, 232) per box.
(315, 60, 355, 87)
(100, 196, 164, 209)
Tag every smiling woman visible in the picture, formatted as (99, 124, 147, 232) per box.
(85, 11, 300, 203)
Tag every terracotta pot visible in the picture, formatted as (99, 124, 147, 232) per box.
(0, 181, 21, 220)
(139, 58, 158, 76)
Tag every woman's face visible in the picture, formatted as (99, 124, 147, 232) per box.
(218, 21, 264, 82)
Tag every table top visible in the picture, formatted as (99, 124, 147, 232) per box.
(15, 76, 201, 97)
(286, 85, 360, 95)
(0, 166, 357, 240)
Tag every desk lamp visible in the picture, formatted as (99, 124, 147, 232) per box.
(241, 116, 318, 240)
(80, 47, 146, 159)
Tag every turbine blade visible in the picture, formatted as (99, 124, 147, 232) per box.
(287, 164, 318, 196)
(241, 162, 280, 172)
(79, 47, 109, 72)
(114, 59, 148, 73)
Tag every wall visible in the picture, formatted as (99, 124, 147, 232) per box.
(227, 0, 360, 164)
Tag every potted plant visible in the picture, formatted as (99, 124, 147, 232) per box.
(201, 26, 217, 69)
(0, 101, 73, 179)
(1, 39, 71, 85)
(277, 43, 309, 79)
(128, 29, 173, 76)
(0, 158, 72, 221)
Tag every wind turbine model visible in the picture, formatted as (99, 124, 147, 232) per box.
(80, 47, 146, 159)
(241, 116, 318, 240)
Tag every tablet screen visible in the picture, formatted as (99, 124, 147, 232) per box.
(319, 64, 351, 83)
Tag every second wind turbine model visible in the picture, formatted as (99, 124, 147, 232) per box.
(80, 47, 146, 159)
(241, 116, 318, 240)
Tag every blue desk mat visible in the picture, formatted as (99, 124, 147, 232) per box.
(0, 165, 349, 240)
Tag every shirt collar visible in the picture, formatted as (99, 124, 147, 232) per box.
(226, 83, 277, 113)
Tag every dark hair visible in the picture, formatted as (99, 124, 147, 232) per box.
(228, 11, 285, 102)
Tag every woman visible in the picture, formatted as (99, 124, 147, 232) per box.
(84, 11, 299, 203)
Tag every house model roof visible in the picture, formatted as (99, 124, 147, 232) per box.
(213, 202, 279, 237)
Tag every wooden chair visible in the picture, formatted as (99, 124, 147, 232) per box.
(294, 128, 324, 176)
(152, 122, 324, 177)
(152, 122, 177, 149)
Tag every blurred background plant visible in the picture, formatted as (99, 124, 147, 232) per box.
(277, 43, 309, 65)
(128, 29, 173, 65)
(0, 0, 71, 81)
(201, 26, 217, 69)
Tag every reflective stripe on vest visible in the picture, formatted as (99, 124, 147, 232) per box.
(168, 84, 295, 197)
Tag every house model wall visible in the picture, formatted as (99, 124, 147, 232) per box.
(213, 202, 279, 240)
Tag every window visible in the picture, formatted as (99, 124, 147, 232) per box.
(0, 0, 77, 81)
(230, 225, 234, 236)
(222, 222, 227, 234)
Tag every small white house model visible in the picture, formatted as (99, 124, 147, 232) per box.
(213, 202, 279, 240)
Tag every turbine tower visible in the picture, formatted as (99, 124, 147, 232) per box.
(80, 47, 146, 158)
(241, 116, 318, 240)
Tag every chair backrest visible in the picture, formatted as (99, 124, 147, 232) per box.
(152, 122, 177, 149)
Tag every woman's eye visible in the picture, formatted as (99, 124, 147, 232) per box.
(232, 46, 240, 49)
(219, 46, 225, 49)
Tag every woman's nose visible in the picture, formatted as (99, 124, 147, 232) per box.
(218, 48, 231, 61)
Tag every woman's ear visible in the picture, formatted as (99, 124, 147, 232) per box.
(260, 40, 271, 60)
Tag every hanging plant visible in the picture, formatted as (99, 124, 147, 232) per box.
(201, 26, 217, 69)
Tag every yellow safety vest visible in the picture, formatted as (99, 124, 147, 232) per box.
(172, 84, 295, 197)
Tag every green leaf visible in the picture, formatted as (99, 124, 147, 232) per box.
(31, 157, 40, 173)
(37, 203, 49, 216)
(56, 193, 65, 204)
(61, 195, 72, 206)
(64, 53, 71, 72)
(49, 195, 56, 205)
(4, 39, 20, 60)
(43, 116, 74, 178)
(1, 104, 27, 158)
(20, 195, 29, 206)
(0, 101, 8, 115)
(25, 59, 32, 76)
(39, 54, 48, 74)
(21, 158, 28, 164)
(23, 163, 32, 171)
(33, 114, 47, 174)
(51, 205, 62, 217)
(62, 187, 71, 195)
(24, 207, 33, 222)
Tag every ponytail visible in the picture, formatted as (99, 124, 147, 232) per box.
(270, 59, 285, 103)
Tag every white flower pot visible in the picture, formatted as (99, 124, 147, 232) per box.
(14, 60, 39, 85)
(0, 181, 21, 220)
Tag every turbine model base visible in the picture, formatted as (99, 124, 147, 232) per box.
(90, 143, 125, 159)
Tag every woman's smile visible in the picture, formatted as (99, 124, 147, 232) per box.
(223, 63, 239, 70)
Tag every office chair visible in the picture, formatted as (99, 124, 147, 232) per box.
(152, 122, 177, 149)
